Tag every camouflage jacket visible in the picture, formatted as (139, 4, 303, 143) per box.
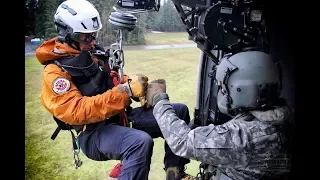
(153, 98, 292, 180)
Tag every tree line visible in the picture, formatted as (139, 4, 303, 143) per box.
(25, 0, 187, 46)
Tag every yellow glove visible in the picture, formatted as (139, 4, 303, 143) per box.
(117, 74, 148, 98)
(123, 74, 129, 83)
(144, 79, 166, 109)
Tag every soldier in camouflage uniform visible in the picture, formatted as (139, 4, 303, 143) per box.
(147, 51, 293, 180)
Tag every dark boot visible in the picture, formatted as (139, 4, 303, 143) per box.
(165, 166, 196, 180)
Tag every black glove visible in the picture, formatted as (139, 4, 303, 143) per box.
(94, 43, 106, 52)
(93, 44, 108, 61)
(93, 46, 119, 62)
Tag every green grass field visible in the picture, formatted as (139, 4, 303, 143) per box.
(25, 44, 202, 179)
(144, 32, 193, 45)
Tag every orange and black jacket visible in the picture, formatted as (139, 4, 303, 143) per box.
(36, 37, 131, 127)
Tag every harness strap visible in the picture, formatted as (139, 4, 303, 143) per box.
(110, 71, 129, 127)
(82, 68, 100, 93)
(70, 129, 79, 150)
(203, 68, 216, 126)
(50, 126, 62, 140)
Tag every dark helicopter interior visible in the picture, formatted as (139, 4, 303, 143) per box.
(113, 0, 296, 134)
(112, 0, 303, 179)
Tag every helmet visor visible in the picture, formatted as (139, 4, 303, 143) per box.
(69, 32, 98, 44)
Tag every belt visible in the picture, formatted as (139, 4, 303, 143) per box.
(82, 120, 106, 132)
(81, 115, 122, 132)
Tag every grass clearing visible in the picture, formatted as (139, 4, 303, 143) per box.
(25, 47, 201, 180)
(144, 32, 194, 45)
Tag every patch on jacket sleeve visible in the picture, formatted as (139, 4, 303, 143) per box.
(52, 77, 71, 94)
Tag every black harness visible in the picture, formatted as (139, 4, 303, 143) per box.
(46, 55, 117, 136)
(44, 54, 121, 168)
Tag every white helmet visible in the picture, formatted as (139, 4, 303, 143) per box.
(54, 0, 102, 42)
(215, 51, 282, 116)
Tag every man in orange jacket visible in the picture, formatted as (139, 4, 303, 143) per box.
(36, 0, 192, 179)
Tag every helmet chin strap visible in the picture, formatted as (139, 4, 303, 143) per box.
(220, 59, 238, 116)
